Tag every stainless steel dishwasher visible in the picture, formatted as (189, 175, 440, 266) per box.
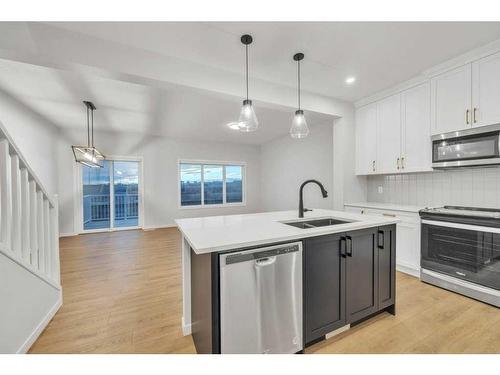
(219, 242, 303, 354)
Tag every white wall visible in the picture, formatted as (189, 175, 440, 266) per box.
(57, 129, 262, 235)
(0, 254, 61, 353)
(260, 124, 334, 212)
(332, 109, 367, 210)
(0, 88, 59, 196)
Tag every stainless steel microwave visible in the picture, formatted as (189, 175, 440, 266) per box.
(432, 124, 500, 169)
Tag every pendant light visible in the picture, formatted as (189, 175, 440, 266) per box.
(235, 34, 259, 132)
(71, 101, 105, 168)
(290, 53, 309, 139)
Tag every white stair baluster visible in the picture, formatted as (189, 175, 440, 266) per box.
(0, 138, 12, 249)
(29, 180, 38, 269)
(37, 190, 45, 273)
(11, 154, 22, 258)
(50, 196, 60, 284)
(20, 168, 30, 263)
(44, 198, 51, 277)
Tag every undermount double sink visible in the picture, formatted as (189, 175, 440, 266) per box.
(282, 217, 354, 229)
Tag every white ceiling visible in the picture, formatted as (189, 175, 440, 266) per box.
(0, 58, 334, 145)
(45, 22, 500, 101)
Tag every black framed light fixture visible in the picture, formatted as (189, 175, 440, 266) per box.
(71, 101, 105, 168)
(290, 53, 309, 139)
(228, 34, 259, 132)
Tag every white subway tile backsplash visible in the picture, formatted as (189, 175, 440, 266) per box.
(366, 166, 500, 209)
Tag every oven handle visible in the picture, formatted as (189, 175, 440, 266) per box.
(422, 219, 500, 234)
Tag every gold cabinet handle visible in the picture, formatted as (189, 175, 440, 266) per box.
(473, 107, 477, 123)
(383, 213, 396, 217)
(372, 160, 375, 172)
(397, 157, 400, 170)
(466, 109, 470, 125)
(401, 156, 405, 169)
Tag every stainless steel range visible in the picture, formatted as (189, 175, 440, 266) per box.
(419, 206, 500, 307)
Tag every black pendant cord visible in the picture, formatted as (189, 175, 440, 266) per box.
(91, 108, 95, 152)
(245, 43, 249, 101)
(86, 106, 90, 148)
(297, 59, 301, 111)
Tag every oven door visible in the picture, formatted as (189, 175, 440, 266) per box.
(432, 131, 500, 168)
(421, 220, 500, 290)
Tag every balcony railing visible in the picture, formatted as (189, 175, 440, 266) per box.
(83, 193, 138, 225)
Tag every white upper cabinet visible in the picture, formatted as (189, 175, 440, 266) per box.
(401, 82, 432, 172)
(355, 102, 377, 175)
(472, 51, 500, 128)
(355, 85, 432, 176)
(430, 64, 472, 135)
(376, 93, 401, 174)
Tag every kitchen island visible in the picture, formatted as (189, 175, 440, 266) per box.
(176, 209, 398, 354)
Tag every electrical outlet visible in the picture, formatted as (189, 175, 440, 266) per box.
(378, 186, 383, 194)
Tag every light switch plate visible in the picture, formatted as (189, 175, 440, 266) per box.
(378, 186, 383, 194)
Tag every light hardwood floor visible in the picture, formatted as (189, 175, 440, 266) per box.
(29, 228, 500, 354)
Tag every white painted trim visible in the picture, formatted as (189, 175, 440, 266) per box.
(396, 263, 420, 278)
(182, 316, 192, 336)
(422, 219, 500, 234)
(143, 224, 177, 231)
(16, 291, 62, 354)
(59, 232, 78, 238)
(74, 156, 144, 234)
(325, 324, 350, 340)
(181, 236, 191, 336)
(355, 37, 500, 109)
(0, 242, 61, 290)
(177, 159, 247, 209)
(0, 120, 56, 207)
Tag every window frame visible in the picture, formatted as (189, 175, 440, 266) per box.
(74, 155, 144, 234)
(178, 159, 246, 209)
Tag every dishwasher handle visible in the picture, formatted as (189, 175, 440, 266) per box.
(255, 256, 277, 267)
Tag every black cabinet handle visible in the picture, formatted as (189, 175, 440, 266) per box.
(346, 236, 353, 257)
(377, 230, 385, 249)
(339, 237, 347, 258)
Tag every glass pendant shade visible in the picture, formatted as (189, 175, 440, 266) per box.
(72, 146, 105, 168)
(290, 109, 309, 139)
(238, 99, 259, 132)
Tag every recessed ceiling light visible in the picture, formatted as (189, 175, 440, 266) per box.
(345, 76, 356, 85)
(227, 121, 243, 130)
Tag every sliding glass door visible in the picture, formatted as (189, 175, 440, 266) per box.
(82, 159, 140, 232)
(113, 161, 139, 228)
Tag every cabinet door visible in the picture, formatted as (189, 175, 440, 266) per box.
(401, 83, 432, 172)
(355, 103, 377, 175)
(430, 64, 472, 135)
(377, 225, 396, 310)
(472, 51, 500, 128)
(303, 234, 346, 344)
(345, 228, 378, 323)
(376, 93, 401, 174)
(396, 221, 420, 273)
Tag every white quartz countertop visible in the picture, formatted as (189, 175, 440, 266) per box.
(345, 202, 426, 213)
(175, 209, 399, 254)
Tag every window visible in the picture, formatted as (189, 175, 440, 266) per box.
(179, 161, 244, 207)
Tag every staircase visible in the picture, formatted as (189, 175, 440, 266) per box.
(0, 121, 62, 353)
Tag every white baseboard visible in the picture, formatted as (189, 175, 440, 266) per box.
(182, 316, 192, 336)
(143, 224, 177, 231)
(16, 291, 63, 354)
(396, 263, 420, 278)
(59, 232, 77, 238)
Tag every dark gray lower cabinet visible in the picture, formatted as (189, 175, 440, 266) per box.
(303, 234, 345, 344)
(303, 225, 396, 346)
(345, 228, 378, 323)
(377, 225, 396, 310)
